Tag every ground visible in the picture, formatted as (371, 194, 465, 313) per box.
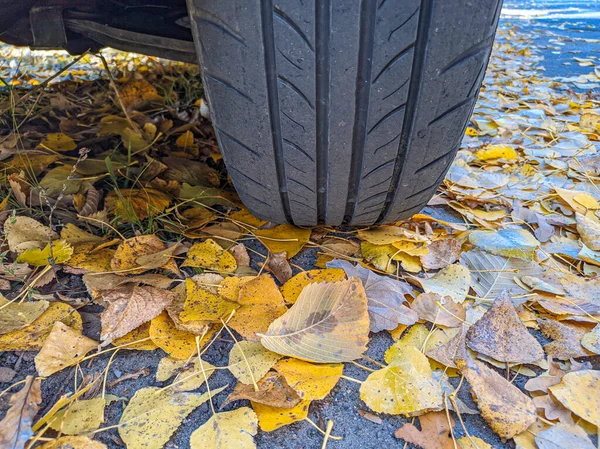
(1, 1, 600, 449)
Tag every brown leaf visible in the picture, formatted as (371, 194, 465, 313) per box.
(224, 371, 301, 408)
(576, 212, 600, 251)
(230, 243, 250, 267)
(420, 239, 461, 270)
(456, 356, 536, 439)
(111, 235, 178, 275)
(83, 273, 175, 300)
(533, 395, 574, 424)
(466, 292, 544, 363)
(100, 285, 176, 345)
(394, 411, 455, 449)
(263, 252, 292, 284)
(538, 318, 592, 360)
(426, 324, 468, 369)
(411, 293, 465, 328)
(0, 376, 41, 449)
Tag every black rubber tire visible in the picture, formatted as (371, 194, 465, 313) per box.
(187, 0, 502, 226)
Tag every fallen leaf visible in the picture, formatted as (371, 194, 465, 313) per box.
(112, 322, 158, 351)
(100, 285, 176, 345)
(263, 251, 292, 284)
(0, 296, 48, 334)
(384, 323, 431, 363)
(274, 358, 343, 400)
(549, 370, 600, 427)
(48, 398, 106, 435)
(426, 325, 468, 368)
(411, 293, 466, 327)
(225, 371, 301, 408)
(358, 226, 428, 245)
(38, 132, 76, 152)
(111, 235, 177, 275)
(469, 228, 539, 261)
(181, 276, 237, 322)
(455, 356, 536, 438)
(474, 144, 517, 161)
(228, 341, 283, 385)
(4, 216, 58, 254)
(582, 324, 600, 354)
(457, 436, 492, 449)
(182, 238, 237, 273)
(357, 410, 382, 425)
(420, 239, 462, 269)
(394, 411, 455, 449)
(328, 260, 417, 332)
(149, 312, 200, 359)
(17, 240, 73, 266)
(0, 302, 81, 351)
(538, 318, 591, 359)
(106, 188, 171, 221)
(535, 422, 595, 449)
(119, 386, 225, 449)
(466, 292, 544, 363)
(229, 243, 250, 267)
(34, 322, 97, 376)
(174, 131, 198, 153)
(360, 346, 442, 416)
(555, 186, 600, 215)
(576, 212, 600, 251)
(39, 436, 106, 449)
(229, 275, 288, 341)
(190, 407, 258, 449)
(461, 249, 543, 299)
(118, 79, 162, 109)
(280, 268, 346, 304)
(0, 376, 41, 449)
(533, 394, 575, 424)
(67, 243, 114, 272)
(84, 272, 175, 299)
(417, 264, 471, 303)
(259, 278, 369, 363)
(252, 399, 310, 431)
(254, 224, 311, 258)
(156, 356, 216, 392)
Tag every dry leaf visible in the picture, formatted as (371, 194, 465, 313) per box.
(417, 264, 471, 303)
(533, 394, 574, 424)
(230, 243, 250, 267)
(280, 268, 346, 304)
(4, 216, 58, 254)
(111, 235, 177, 275)
(456, 356, 536, 438)
(394, 411, 455, 449)
(576, 212, 600, 251)
(149, 312, 201, 359)
(426, 324, 468, 368)
(474, 144, 517, 161)
(254, 224, 311, 258)
(420, 239, 461, 269)
(156, 356, 216, 392)
(48, 398, 106, 435)
(17, 240, 73, 266)
(360, 345, 443, 416)
(274, 358, 343, 400)
(100, 285, 175, 345)
(228, 275, 288, 341)
(0, 296, 48, 334)
(457, 436, 492, 449)
(182, 238, 237, 273)
(469, 228, 539, 261)
(411, 293, 466, 328)
(38, 132, 76, 152)
(190, 407, 258, 449)
(535, 422, 595, 449)
(549, 370, 600, 427)
(259, 278, 369, 363)
(35, 322, 97, 376)
(0, 302, 81, 351)
(252, 399, 310, 432)
(112, 322, 158, 351)
(119, 386, 226, 449)
(84, 273, 175, 299)
(0, 376, 41, 449)
(181, 276, 237, 322)
(225, 372, 301, 408)
(264, 251, 292, 284)
(466, 292, 544, 363)
(39, 436, 106, 449)
(328, 260, 417, 332)
(384, 324, 431, 363)
(538, 318, 592, 359)
(119, 79, 161, 109)
(581, 324, 600, 354)
(228, 341, 283, 385)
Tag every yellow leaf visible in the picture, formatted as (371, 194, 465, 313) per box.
(474, 144, 517, 161)
(358, 226, 429, 245)
(60, 224, 104, 244)
(39, 436, 106, 449)
(66, 243, 114, 272)
(392, 251, 422, 273)
(549, 370, 600, 427)
(111, 235, 177, 275)
(465, 127, 479, 136)
(457, 436, 492, 449)
(280, 269, 346, 304)
(228, 275, 287, 341)
(391, 240, 429, 256)
(555, 186, 600, 214)
(417, 264, 471, 303)
(384, 324, 443, 363)
(582, 324, 600, 355)
(182, 239, 237, 273)
(0, 296, 48, 335)
(39, 132, 77, 152)
(360, 346, 442, 416)
(119, 79, 161, 109)
(252, 399, 310, 432)
(17, 240, 73, 266)
(361, 242, 396, 273)
(228, 341, 283, 385)
(259, 279, 369, 363)
(119, 386, 225, 449)
(274, 358, 342, 400)
(48, 398, 106, 435)
(175, 130, 198, 152)
(181, 277, 238, 322)
(230, 208, 267, 228)
(469, 228, 539, 261)
(190, 407, 258, 449)
(113, 322, 158, 351)
(34, 322, 97, 376)
(105, 188, 170, 221)
(254, 224, 311, 258)
(580, 112, 600, 131)
(156, 356, 216, 392)
(149, 312, 198, 359)
(218, 275, 253, 302)
(576, 212, 600, 251)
